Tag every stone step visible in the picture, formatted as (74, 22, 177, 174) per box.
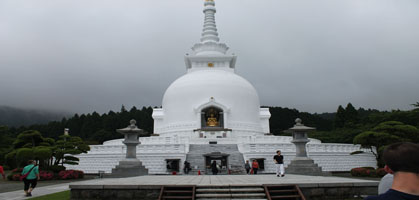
(196, 193, 266, 198)
(196, 188, 265, 193)
(197, 199, 267, 200)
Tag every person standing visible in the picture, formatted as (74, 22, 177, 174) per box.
(244, 160, 251, 174)
(273, 150, 285, 177)
(0, 165, 5, 180)
(183, 161, 191, 174)
(252, 160, 259, 174)
(365, 142, 419, 200)
(21, 160, 39, 197)
(211, 160, 218, 175)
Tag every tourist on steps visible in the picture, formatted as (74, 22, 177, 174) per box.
(21, 160, 40, 197)
(252, 160, 259, 174)
(245, 160, 251, 174)
(365, 142, 419, 200)
(273, 150, 285, 177)
(211, 161, 218, 175)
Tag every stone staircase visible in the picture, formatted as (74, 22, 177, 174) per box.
(195, 185, 267, 200)
(186, 144, 246, 175)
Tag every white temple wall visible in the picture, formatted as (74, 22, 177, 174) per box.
(66, 144, 189, 174)
(240, 143, 377, 172)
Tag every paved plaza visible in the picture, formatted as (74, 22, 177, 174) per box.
(0, 174, 378, 200)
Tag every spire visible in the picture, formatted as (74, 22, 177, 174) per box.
(191, 0, 229, 55)
(185, 0, 236, 71)
(201, 0, 219, 43)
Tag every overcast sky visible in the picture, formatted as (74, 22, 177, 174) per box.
(0, 0, 418, 114)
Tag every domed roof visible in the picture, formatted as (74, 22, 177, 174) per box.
(160, 69, 263, 133)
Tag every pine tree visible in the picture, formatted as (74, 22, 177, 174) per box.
(345, 103, 359, 126)
(334, 105, 346, 128)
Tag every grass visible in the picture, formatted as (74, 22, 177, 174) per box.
(29, 190, 70, 200)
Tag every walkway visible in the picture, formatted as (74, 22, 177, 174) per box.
(0, 174, 378, 200)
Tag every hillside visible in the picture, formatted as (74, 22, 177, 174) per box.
(0, 106, 69, 127)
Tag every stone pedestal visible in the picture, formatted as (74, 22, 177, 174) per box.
(109, 120, 148, 178)
(110, 159, 149, 177)
(285, 118, 324, 176)
(286, 157, 323, 176)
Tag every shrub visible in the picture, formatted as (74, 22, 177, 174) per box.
(58, 170, 84, 180)
(11, 174, 22, 181)
(49, 165, 66, 173)
(376, 168, 387, 177)
(351, 167, 387, 177)
(16, 148, 33, 164)
(39, 171, 54, 181)
(351, 167, 373, 177)
(12, 168, 23, 173)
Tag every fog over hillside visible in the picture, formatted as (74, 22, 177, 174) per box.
(0, 105, 70, 127)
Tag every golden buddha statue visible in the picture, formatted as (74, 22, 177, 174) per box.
(206, 113, 219, 127)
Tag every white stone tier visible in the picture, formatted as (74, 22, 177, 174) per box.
(67, 136, 376, 174)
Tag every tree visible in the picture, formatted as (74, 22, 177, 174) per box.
(13, 130, 44, 149)
(353, 121, 419, 167)
(334, 105, 346, 128)
(353, 131, 401, 159)
(345, 103, 359, 126)
(53, 134, 90, 166)
(0, 126, 14, 165)
(372, 121, 419, 143)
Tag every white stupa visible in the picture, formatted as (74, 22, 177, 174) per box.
(68, 0, 376, 175)
(153, 0, 270, 138)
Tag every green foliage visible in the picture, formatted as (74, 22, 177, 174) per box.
(16, 148, 34, 166)
(333, 103, 359, 128)
(268, 107, 333, 135)
(0, 126, 14, 165)
(5, 150, 17, 168)
(350, 151, 364, 155)
(13, 130, 44, 149)
(53, 135, 90, 166)
(308, 128, 364, 144)
(354, 131, 400, 152)
(33, 146, 52, 160)
(334, 105, 346, 128)
(49, 165, 66, 173)
(345, 103, 359, 126)
(353, 121, 419, 167)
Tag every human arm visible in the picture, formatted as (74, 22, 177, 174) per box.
(35, 166, 40, 180)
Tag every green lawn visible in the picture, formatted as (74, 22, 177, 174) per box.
(29, 190, 70, 200)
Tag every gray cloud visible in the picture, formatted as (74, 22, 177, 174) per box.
(0, 0, 418, 114)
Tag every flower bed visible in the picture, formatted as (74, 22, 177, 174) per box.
(7, 168, 84, 181)
(350, 167, 387, 178)
(58, 170, 84, 180)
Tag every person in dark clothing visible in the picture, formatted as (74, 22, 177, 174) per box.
(211, 161, 218, 175)
(183, 161, 191, 174)
(364, 142, 419, 200)
(273, 150, 285, 177)
(244, 160, 251, 174)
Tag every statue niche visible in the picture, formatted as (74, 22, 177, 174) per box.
(201, 107, 223, 129)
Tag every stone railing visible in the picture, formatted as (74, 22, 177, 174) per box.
(87, 144, 188, 154)
(236, 136, 321, 144)
(239, 143, 370, 154)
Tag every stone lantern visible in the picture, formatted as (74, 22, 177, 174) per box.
(285, 118, 323, 176)
(110, 119, 148, 177)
